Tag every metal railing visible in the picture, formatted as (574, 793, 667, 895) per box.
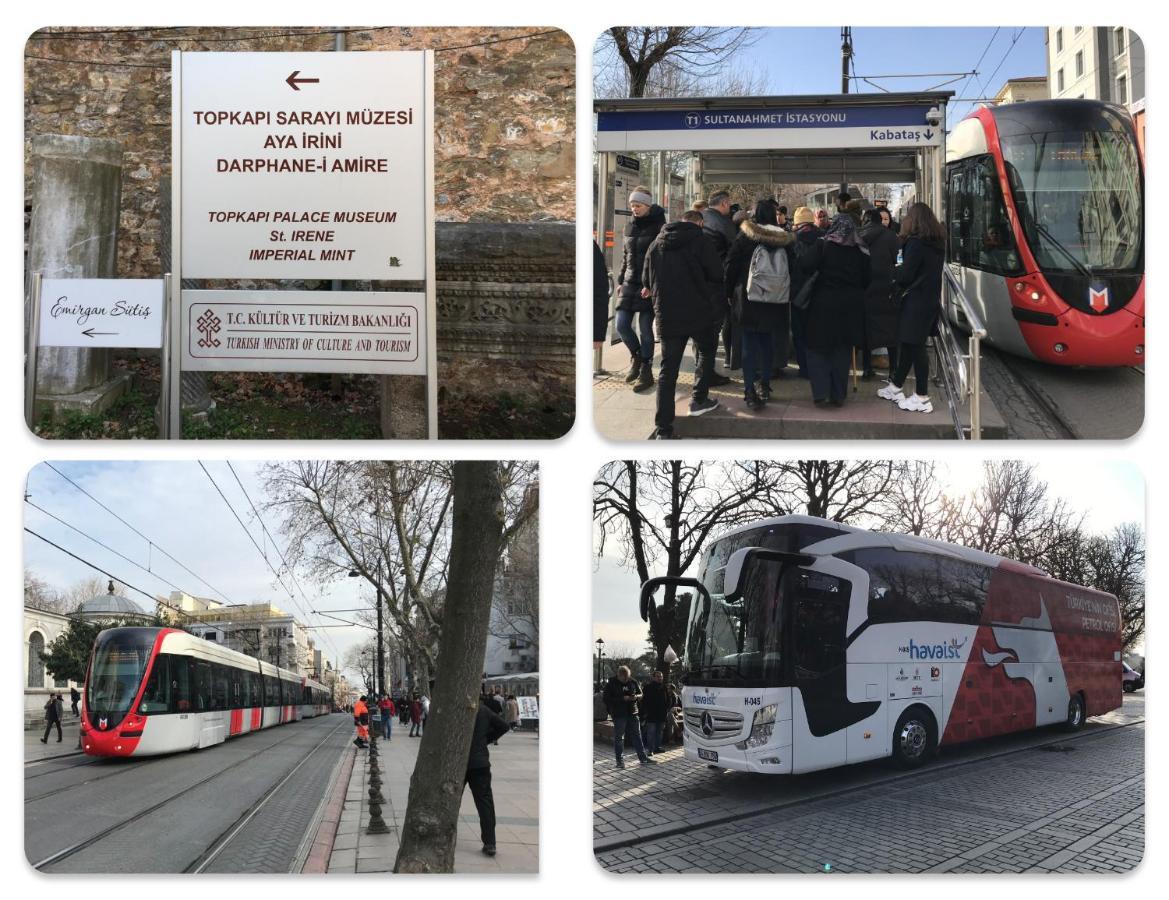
(934, 265, 987, 440)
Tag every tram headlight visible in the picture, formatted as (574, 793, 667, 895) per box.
(743, 704, 778, 749)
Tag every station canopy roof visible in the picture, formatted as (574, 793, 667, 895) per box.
(595, 92, 956, 183)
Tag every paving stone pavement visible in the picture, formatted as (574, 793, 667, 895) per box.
(326, 726, 538, 874)
(596, 720, 1143, 874)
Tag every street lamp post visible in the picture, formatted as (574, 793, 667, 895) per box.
(595, 637, 605, 691)
(349, 566, 386, 700)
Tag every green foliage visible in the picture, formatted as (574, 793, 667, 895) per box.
(34, 388, 159, 440)
(183, 400, 380, 440)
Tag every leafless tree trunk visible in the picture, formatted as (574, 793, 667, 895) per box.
(394, 462, 508, 873)
(596, 27, 761, 98)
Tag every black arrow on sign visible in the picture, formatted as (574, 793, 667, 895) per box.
(923, 128, 935, 140)
(286, 71, 320, 91)
(81, 328, 117, 338)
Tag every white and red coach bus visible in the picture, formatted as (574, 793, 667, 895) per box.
(641, 515, 1122, 774)
(81, 627, 331, 757)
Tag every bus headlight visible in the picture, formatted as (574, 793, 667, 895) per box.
(741, 704, 778, 749)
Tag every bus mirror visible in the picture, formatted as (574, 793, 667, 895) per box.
(639, 576, 712, 623)
(725, 548, 817, 602)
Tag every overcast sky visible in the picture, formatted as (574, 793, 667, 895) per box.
(23, 460, 371, 680)
(593, 460, 1144, 649)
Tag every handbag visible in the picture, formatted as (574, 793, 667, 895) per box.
(791, 271, 819, 310)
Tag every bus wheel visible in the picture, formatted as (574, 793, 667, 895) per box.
(892, 707, 935, 769)
(1062, 693, 1086, 732)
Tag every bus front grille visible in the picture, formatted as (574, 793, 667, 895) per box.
(684, 707, 744, 741)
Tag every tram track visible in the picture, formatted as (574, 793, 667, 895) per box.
(983, 346, 1077, 439)
(31, 715, 348, 872)
(25, 755, 161, 802)
(595, 716, 1144, 854)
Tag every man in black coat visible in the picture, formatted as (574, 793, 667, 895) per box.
(603, 666, 654, 769)
(642, 210, 723, 438)
(640, 671, 669, 754)
(41, 693, 63, 743)
(616, 189, 666, 393)
(467, 697, 511, 856)
(702, 191, 741, 373)
(592, 240, 611, 352)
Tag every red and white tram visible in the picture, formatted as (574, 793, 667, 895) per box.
(81, 627, 332, 757)
(945, 99, 1144, 367)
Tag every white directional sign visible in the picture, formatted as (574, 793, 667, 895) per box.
(177, 51, 427, 279)
(39, 279, 166, 348)
(181, 290, 426, 375)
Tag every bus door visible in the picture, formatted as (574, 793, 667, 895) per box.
(788, 558, 882, 772)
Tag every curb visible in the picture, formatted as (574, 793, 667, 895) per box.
(300, 745, 358, 873)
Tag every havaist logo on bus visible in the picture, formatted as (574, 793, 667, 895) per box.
(691, 693, 719, 707)
(899, 636, 969, 660)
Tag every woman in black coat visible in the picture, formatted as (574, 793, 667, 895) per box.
(615, 188, 666, 392)
(858, 208, 900, 380)
(798, 214, 870, 406)
(877, 202, 946, 413)
(724, 199, 795, 410)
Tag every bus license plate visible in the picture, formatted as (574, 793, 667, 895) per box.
(698, 748, 718, 762)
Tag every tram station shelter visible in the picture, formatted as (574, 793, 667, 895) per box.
(594, 91, 954, 266)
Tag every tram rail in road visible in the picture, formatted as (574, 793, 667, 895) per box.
(594, 712, 1144, 854)
(30, 715, 349, 873)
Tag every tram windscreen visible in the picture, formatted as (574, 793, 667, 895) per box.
(86, 628, 157, 722)
(1001, 125, 1142, 273)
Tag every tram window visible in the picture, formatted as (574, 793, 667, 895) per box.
(210, 663, 229, 710)
(139, 655, 170, 714)
(248, 672, 260, 707)
(172, 656, 192, 712)
(946, 164, 969, 264)
(970, 156, 1020, 275)
(230, 667, 243, 709)
(193, 661, 211, 712)
(264, 675, 278, 706)
(845, 549, 989, 626)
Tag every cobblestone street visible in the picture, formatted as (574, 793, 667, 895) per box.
(595, 695, 1143, 873)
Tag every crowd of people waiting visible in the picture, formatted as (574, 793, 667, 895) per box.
(593, 186, 947, 438)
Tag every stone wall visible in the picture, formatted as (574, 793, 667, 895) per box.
(24, 26, 575, 279)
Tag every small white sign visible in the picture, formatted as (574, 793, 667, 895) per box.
(39, 279, 166, 348)
(181, 289, 426, 375)
(517, 696, 539, 719)
(178, 51, 427, 279)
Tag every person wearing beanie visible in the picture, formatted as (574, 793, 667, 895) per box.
(723, 198, 796, 411)
(788, 207, 822, 379)
(615, 186, 665, 393)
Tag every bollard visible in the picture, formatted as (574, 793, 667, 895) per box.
(366, 799, 390, 835)
(368, 783, 386, 805)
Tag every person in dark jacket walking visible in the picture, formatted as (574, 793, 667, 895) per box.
(641, 210, 723, 438)
(799, 213, 871, 406)
(593, 240, 611, 352)
(788, 207, 823, 379)
(724, 199, 796, 410)
(40, 693, 63, 743)
(466, 697, 510, 856)
(603, 667, 654, 769)
(70, 686, 81, 717)
(858, 208, 900, 381)
(702, 191, 740, 373)
(878, 202, 946, 413)
(640, 671, 668, 754)
(615, 188, 666, 393)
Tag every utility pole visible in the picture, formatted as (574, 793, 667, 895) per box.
(840, 27, 852, 199)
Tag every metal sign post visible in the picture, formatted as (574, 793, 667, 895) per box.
(169, 50, 183, 440)
(159, 273, 172, 439)
(424, 49, 437, 440)
(25, 272, 42, 430)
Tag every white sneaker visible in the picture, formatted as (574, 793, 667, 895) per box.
(897, 393, 933, 413)
(877, 383, 905, 402)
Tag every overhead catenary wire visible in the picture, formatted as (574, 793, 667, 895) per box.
(43, 462, 237, 606)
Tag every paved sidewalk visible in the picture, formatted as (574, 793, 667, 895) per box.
(325, 727, 538, 874)
(24, 718, 84, 763)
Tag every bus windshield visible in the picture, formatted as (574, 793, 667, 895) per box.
(86, 628, 157, 722)
(685, 557, 786, 686)
(1001, 127, 1142, 273)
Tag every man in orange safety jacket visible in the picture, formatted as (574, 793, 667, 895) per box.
(353, 695, 370, 748)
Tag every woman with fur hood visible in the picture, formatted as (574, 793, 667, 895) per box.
(723, 199, 795, 410)
(798, 213, 871, 406)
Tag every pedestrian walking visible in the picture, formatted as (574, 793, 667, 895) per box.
(421, 693, 431, 732)
(641, 209, 724, 439)
(378, 694, 394, 740)
(615, 187, 666, 393)
(466, 696, 510, 857)
(724, 198, 796, 410)
(40, 693, 63, 743)
(352, 695, 369, 748)
(409, 695, 422, 737)
(798, 213, 870, 407)
(505, 694, 521, 731)
(489, 687, 505, 715)
(878, 202, 946, 414)
(641, 671, 668, 755)
(70, 686, 80, 717)
(593, 239, 612, 356)
(858, 207, 900, 381)
(603, 666, 654, 769)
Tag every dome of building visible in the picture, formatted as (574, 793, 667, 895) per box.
(78, 581, 149, 619)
